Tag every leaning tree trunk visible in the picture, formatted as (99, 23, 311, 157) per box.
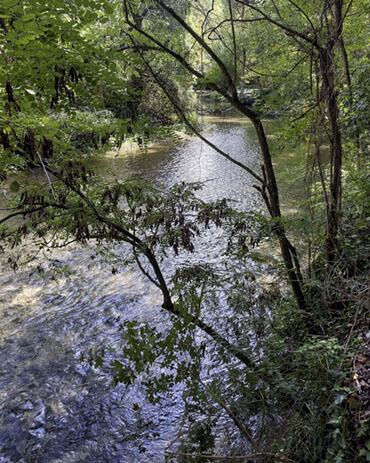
(234, 97, 306, 311)
(251, 117, 307, 311)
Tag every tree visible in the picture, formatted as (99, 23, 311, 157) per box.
(1, 1, 368, 461)
(121, 0, 368, 302)
(122, 0, 309, 311)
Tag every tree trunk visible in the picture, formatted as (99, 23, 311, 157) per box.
(236, 96, 307, 310)
(319, 45, 343, 265)
(251, 118, 306, 311)
(338, 38, 353, 105)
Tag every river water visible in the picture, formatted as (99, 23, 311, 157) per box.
(0, 117, 300, 462)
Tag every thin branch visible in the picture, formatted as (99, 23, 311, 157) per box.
(198, 377, 259, 449)
(134, 251, 161, 289)
(338, 0, 354, 35)
(139, 52, 265, 185)
(244, 54, 307, 79)
(122, 1, 203, 79)
(207, 17, 267, 36)
(271, 0, 286, 23)
(0, 207, 44, 225)
(286, 0, 317, 41)
(201, 0, 215, 36)
(235, 0, 319, 48)
(290, 102, 319, 123)
(116, 44, 164, 53)
(343, 304, 360, 357)
(42, 166, 257, 369)
(154, 0, 237, 96)
(123, 0, 260, 121)
(37, 153, 56, 200)
(41, 238, 78, 248)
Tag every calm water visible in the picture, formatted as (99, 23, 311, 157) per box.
(0, 117, 301, 462)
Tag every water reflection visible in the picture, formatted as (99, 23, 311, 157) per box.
(93, 120, 262, 208)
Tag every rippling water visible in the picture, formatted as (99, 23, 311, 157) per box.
(0, 118, 269, 462)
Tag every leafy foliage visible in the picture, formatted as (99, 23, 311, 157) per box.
(0, 1, 369, 462)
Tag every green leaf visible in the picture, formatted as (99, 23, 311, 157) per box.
(328, 417, 341, 425)
(21, 13, 36, 21)
(13, 20, 24, 30)
(9, 181, 20, 193)
(103, 4, 114, 14)
(2, 0, 19, 7)
(16, 37, 30, 45)
(95, 356, 103, 368)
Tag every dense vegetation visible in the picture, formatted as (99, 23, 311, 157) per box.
(0, 1, 369, 462)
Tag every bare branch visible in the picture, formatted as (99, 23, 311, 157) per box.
(341, 0, 355, 27)
(116, 44, 164, 53)
(122, 1, 203, 79)
(37, 153, 56, 200)
(199, 377, 259, 449)
(290, 102, 319, 122)
(134, 252, 162, 289)
(245, 54, 307, 78)
(201, 0, 215, 36)
(208, 17, 267, 37)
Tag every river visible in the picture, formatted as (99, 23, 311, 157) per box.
(0, 116, 303, 463)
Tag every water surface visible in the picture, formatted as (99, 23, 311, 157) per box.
(0, 117, 301, 462)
